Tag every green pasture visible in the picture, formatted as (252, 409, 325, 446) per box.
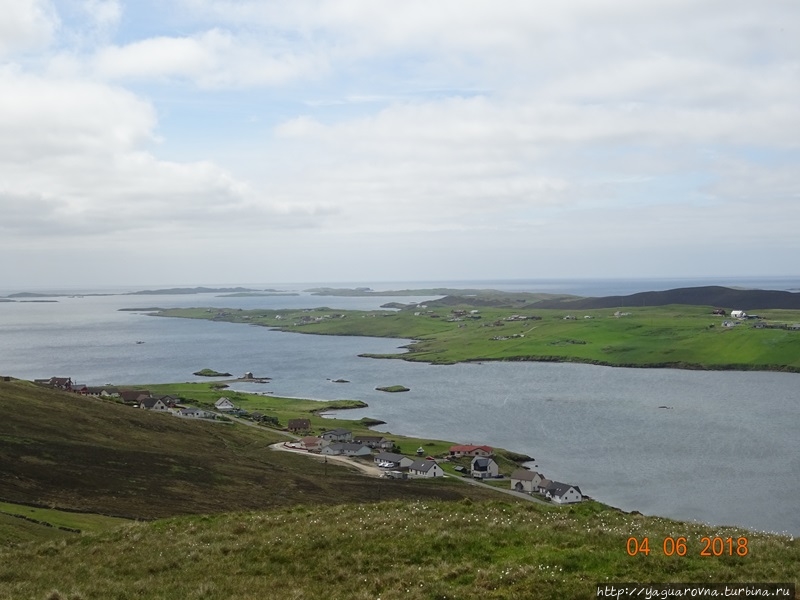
(154, 304, 800, 370)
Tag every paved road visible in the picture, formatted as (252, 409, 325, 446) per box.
(270, 442, 383, 476)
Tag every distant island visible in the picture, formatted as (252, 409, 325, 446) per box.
(193, 368, 233, 377)
(126, 287, 260, 295)
(376, 385, 410, 393)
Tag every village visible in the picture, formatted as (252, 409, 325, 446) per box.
(33, 376, 584, 506)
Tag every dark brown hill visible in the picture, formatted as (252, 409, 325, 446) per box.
(0, 380, 497, 520)
(532, 285, 800, 310)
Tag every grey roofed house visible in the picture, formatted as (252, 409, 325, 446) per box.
(140, 397, 169, 411)
(374, 452, 413, 468)
(545, 481, 583, 504)
(408, 460, 444, 477)
(320, 442, 371, 457)
(470, 456, 499, 479)
(352, 434, 393, 449)
(320, 428, 352, 442)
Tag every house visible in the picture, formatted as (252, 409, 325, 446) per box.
(374, 452, 414, 469)
(470, 456, 500, 479)
(120, 390, 149, 404)
(536, 478, 554, 494)
(300, 437, 324, 452)
(288, 418, 311, 432)
(101, 388, 120, 398)
(214, 397, 236, 412)
(320, 443, 372, 457)
(545, 481, 583, 504)
(320, 428, 352, 443)
(449, 444, 493, 458)
(85, 386, 106, 396)
(44, 377, 72, 391)
(140, 397, 169, 411)
(177, 407, 214, 419)
(408, 460, 444, 478)
(71, 383, 88, 394)
(352, 434, 393, 450)
(510, 469, 544, 493)
(712, 308, 727, 316)
(731, 310, 747, 319)
(153, 394, 179, 408)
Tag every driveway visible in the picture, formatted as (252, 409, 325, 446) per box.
(270, 442, 383, 477)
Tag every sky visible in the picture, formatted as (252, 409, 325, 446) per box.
(1, 0, 799, 287)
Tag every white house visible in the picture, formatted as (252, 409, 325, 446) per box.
(510, 469, 544, 493)
(731, 310, 747, 319)
(214, 397, 236, 412)
(545, 482, 583, 504)
(408, 460, 444, 478)
(320, 443, 372, 457)
(176, 407, 213, 419)
(470, 456, 499, 479)
(140, 397, 169, 411)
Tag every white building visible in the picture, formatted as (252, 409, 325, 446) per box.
(408, 460, 444, 478)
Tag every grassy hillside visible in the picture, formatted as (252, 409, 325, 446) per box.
(0, 380, 500, 522)
(153, 303, 800, 370)
(0, 500, 796, 600)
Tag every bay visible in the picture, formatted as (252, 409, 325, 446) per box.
(1, 279, 798, 535)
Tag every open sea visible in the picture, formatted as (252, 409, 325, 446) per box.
(1, 277, 798, 535)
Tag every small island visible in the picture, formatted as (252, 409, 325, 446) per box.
(375, 385, 410, 393)
(193, 368, 233, 377)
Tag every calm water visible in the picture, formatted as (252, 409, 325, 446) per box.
(1, 279, 798, 535)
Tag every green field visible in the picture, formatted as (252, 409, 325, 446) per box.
(152, 304, 800, 371)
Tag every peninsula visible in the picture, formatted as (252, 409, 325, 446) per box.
(146, 286, 800, 372)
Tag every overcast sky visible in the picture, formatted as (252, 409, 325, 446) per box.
(2, 0, 799, 287)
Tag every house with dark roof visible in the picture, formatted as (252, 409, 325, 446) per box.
(510, 469, 544, 493)
(320, 428, 352, 443)
(43, 377, 72, 391)
(140, 397, 170, 412)
(470, 456, 499, 479)
(120, 390, 150, 404)
(352, 434, 393, 450)
(374, 452, 414, 469)
(544, 482, 583, 504)
(408, 460, 444, 478)
(288, 418, 311, 432)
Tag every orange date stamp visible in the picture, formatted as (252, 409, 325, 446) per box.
(626, 536, 749, 557)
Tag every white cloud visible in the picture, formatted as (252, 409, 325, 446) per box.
(91, 29, 326, 87)
(82, 0, 122, 35)
(0, 0, 58, 58)
(0, 67, 331, 240)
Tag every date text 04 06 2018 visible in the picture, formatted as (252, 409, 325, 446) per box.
(626, 536, 749, 557)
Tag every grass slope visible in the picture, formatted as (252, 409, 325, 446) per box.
(0, 380, 500, 522)
(0, 501, 796, 600)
